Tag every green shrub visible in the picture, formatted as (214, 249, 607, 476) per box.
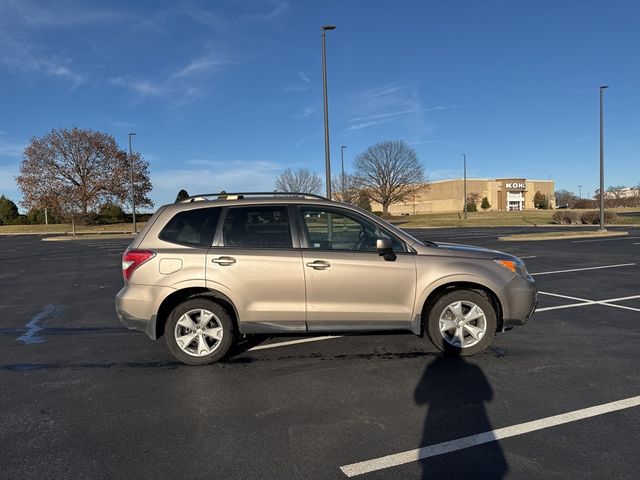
(580, 210, 618, 225)
(372, 211, 384, 217)
(552, 211, 579, 224)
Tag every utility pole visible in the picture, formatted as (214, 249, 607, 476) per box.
(599, 86, 608, 231)
(463, 154, 467, 219)
(321, 25, 336, 199)
(340, 145, 346, 199)
(129, 132, 137, 233)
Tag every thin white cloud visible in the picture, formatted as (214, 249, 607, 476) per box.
(110, 77, 164, 97)
(0, 0, 123, 27)
(292, 133, 321, 149)
(242, 1, 289, 22)
(298, 71, 310, 84)
(349, 108, 420, 123)
(0, 135, 25, 157)
(171, 51, 238, 80)
(0, 33, 85, 87)
(346, 81, 424, 131)
(284, 70, 312, 92)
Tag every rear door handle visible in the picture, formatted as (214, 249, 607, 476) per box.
(306, 260, 331, 270)
(211, 256, 236, 266)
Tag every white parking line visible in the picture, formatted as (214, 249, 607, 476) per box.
(519, 255, 537, 259)
(536, 291, 640, 313)
(339, 395, 640, 477)
(248, 335, 342, 351)
(572, 236, 639, 243)
(530, 263, 636, 276)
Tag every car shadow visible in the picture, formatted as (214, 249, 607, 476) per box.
(415, 356, 508, 479)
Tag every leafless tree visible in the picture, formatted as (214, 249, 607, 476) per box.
(331, 173, 360, 204)
(353, 140, 426, 215)
(554, 189, 578, 208)
(275, 168, 323, 194)
(17, 127, 153, 217)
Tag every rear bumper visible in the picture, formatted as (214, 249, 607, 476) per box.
(116, 285, 163, 339)
(501, 275, 537, 329)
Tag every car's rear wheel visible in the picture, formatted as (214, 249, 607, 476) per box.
(165, 298, 235, 365)
(426, 289, 497, 356)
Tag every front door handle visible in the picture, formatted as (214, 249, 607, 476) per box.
(211, 256, 236, 266)
(306, 260, 331, 270)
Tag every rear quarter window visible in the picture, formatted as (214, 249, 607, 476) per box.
(158, 208, 220, 248)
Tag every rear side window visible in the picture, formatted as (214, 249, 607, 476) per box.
(158, 208, 220, 248)
(222, 206, 292, 248)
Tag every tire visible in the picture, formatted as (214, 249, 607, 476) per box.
(165, 298, 235, 365)
(426, 289, 497, 357)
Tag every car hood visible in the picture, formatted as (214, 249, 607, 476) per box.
(435, 242, 507, 260)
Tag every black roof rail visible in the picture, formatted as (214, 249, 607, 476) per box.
(179, 191, 328, 202)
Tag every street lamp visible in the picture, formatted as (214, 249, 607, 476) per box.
(128, 132, 137, 233)
(340, 145, 346, 199)
(321, 24, 336, 199)
(599, 85, 608, 231)
(463, 153, 467, 219)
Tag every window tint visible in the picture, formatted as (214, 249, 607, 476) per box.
(222, 206, 292, 248)
(158, 208, 220, 248)
(301, 208, 406, 252)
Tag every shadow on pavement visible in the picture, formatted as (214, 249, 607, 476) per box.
(415, 356, 507, 479)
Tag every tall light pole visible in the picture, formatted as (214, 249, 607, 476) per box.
(463, 153, 467, 219)
(128, 132, 137, 233)
(599, 85, 608, 231)
(321, 25, 336, 199)
(578, 184, 583, 198)
(340, 145, 346, 199)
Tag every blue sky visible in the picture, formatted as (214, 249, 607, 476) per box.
(1, 0, 639, 210)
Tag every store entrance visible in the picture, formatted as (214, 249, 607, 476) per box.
(507, 191, 524, 211)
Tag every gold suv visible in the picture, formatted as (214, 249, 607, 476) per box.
(116, 192, 536, 365)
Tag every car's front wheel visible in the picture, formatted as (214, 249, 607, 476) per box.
(426, 289, 497, 356)
(165, 298, 235, 365)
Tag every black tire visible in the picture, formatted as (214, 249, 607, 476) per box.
(426, 289, 497, 357)
(165, 298, 235, 365)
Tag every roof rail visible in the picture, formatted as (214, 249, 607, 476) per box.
(179, 191, 328, 203)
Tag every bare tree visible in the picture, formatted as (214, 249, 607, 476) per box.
(331, 173, 360, 204)
(17, 127, 153, 217)
(554, 189, 578, 208)
(353, 140, 426, 216)
(275, 168, 322, 194)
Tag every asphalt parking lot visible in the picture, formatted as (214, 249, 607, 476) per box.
(1, 227, 639, 480)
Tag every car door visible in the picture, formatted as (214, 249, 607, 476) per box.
(206, 205, 306, 333)
(298, 205, 417, 331)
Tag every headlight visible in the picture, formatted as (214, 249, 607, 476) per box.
(494, 258, 528, 277)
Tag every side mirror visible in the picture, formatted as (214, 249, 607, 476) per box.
(376, 238, 397, 262)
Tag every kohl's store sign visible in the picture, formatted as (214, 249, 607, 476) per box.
(505, 182, 526, 189)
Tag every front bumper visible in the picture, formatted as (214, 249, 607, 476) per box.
(501, 274, 537, 329)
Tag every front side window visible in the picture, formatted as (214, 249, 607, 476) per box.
(300, 207, 406, 252)
(158, 207, 220, 248)
(222, 206, 292, 248)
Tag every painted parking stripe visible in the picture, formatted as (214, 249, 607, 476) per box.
(248, 335, 342, 351)
(572, 236, 639, 243)
(339, 395, 640, 477)
(535, 291, 640, 313)
(519, 255, 537, 259)
(530, 263, 635, 276)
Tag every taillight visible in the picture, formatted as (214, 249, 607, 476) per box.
(122, 249, 155, 281)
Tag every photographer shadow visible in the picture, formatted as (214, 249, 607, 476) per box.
(414, 356, 508, 479)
